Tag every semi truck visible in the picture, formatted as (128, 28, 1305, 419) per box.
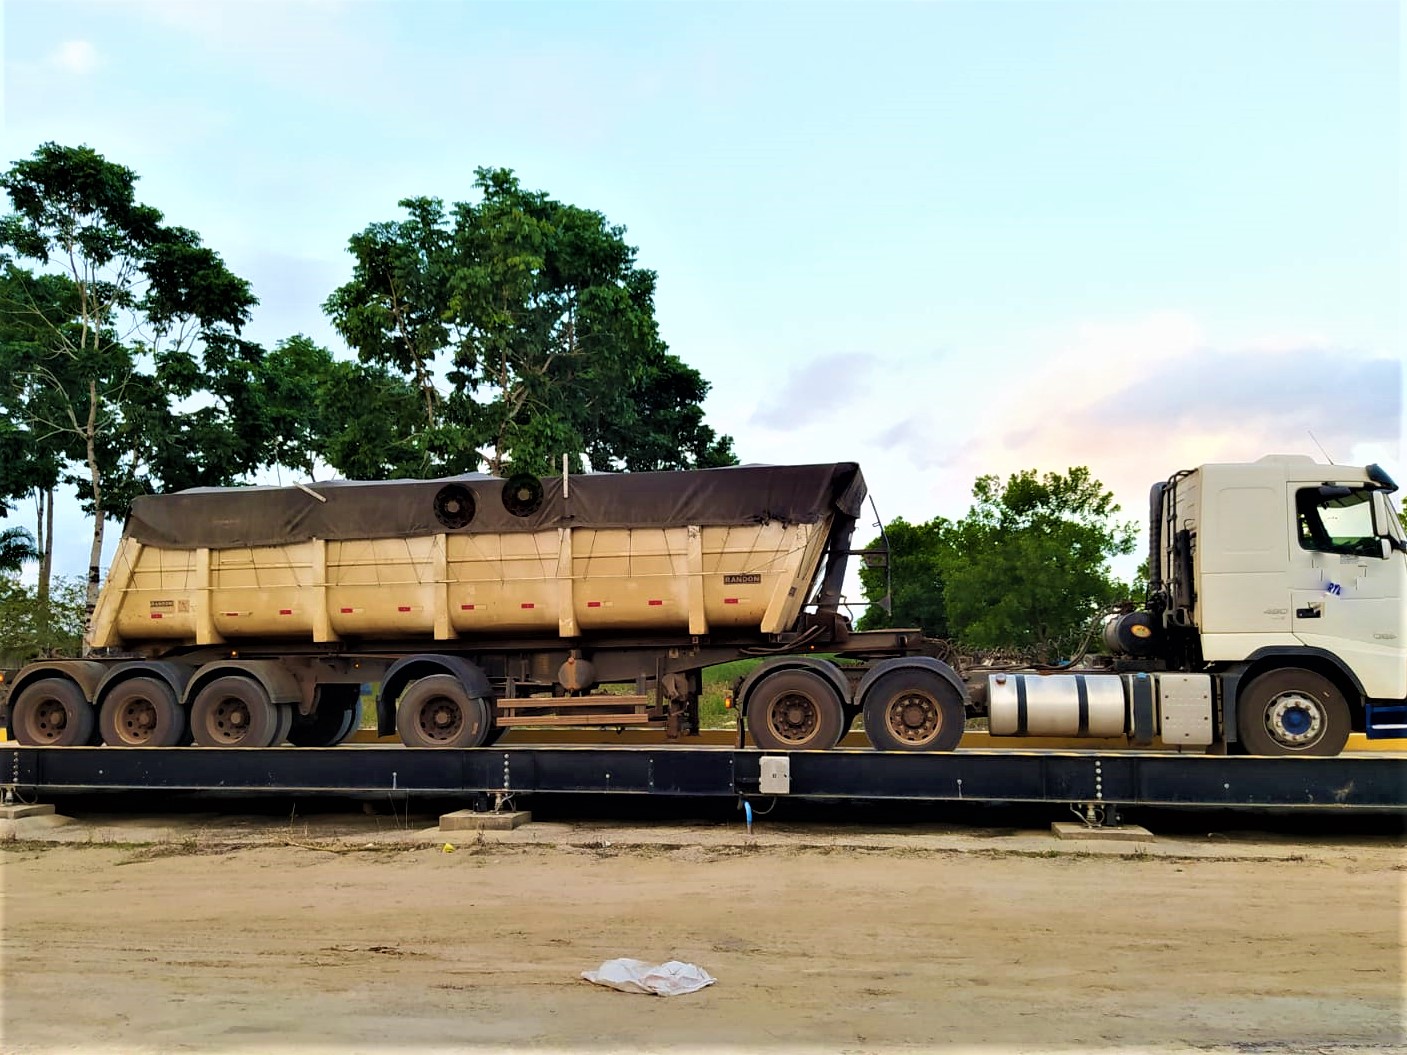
(3, 455, 1404, 757)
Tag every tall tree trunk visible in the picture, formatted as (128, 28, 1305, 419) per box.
(83, 381, 103, 655)
(36, 487, 54, 603)
(36, 486, 54, 648)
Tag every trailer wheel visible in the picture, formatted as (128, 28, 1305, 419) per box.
(397, 675, 492, 748)
(11, 678, 95, 746)
(272, 703, 294, 746)
(861, 670, 964, 752)
(99, 676, 187, 747)
(191, 676, 283, 747)
(288, 686, 363, 747)
(746, 669, 845, 751)
(1236, 668, 1350, 757)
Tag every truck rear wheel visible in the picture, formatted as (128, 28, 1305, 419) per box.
(191, 676, 283, 748)
(1236, 668, 1350, 756)
(746, 669, 845, 751)
(862, 670, 964, 752)
(12, 678, 95, 746)
(397, 675, 492, 748)
(99, 676, 187, 747)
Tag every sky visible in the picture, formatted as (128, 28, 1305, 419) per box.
(1, 0, 1401, 602)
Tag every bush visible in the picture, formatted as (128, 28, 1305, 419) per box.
(0, 575, 86, 665)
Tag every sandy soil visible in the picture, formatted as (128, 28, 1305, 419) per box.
(1, 821, 1403, 1055)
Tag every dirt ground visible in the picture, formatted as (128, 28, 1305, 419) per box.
(0, 810, 1403, 1055)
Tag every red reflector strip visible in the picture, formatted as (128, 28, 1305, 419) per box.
(520, 602, 535, 609)
(279, 609, 293, 615)
(724, 598, 739, 604)
(586, 601, 602, 608)
(397, 606, 412, 613)
(340, 608, 354, 614)
(460, 604, 476, 611)
(647, 599, 663, 606)
(224, 612, 241, 617)
(150, 613, 163, 619)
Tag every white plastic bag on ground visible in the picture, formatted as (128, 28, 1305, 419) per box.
(581, 958, 716, 996)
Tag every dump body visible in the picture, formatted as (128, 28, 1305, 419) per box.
(89, 464, 866, 653)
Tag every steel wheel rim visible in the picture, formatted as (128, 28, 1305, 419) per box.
(208, 696, 252, 745)
(885, 691, 942, 746)
(766, 691, 819, 744)
(27, 698, 69, 744)
(418, 696, 464, 742)
(1264, 691, 1325, 748)
(116, 697, 159, 745)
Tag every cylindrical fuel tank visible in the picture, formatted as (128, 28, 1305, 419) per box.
(987, 672, 1127, 737)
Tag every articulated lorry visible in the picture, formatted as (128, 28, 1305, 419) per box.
(3, 456, 1404, 757)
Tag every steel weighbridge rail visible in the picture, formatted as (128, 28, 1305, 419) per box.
(3, 746, 1405, 812)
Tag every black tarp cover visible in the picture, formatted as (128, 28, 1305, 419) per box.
(124, 463, 867, 549)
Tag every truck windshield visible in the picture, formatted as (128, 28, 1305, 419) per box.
(1296, 487, 1378, 557)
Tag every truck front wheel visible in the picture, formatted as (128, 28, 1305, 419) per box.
(397, 675, 492, 748)
(1236, 668, 1351, 757)
(12, 678, 95, 746)
(746, 669, 845, 751)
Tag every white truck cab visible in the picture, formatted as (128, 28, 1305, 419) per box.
(1153, 455, 1406, 753)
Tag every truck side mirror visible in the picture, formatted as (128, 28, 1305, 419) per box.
(1382, 537, 1393, 561)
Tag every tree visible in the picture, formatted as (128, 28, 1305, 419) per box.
(942, 468, 1138, 660)
(856, 517, 952, 636)
(0, 143, 259, 622)
(860, 467, 1137, 660)
(0, 574, 85, 665)
(257, 334, 431, 481)
(0, 266, 72, 605)
(326, 168, 734, 476)
(0, 526, 37, 573)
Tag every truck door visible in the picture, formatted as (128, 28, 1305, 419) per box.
(1288, 483, 1407, 701)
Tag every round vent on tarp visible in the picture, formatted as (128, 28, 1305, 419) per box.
(433, 483, 476, 529)
(502, 473, 544, 517)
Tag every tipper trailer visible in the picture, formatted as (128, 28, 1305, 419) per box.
(4, 455, 1404, 758)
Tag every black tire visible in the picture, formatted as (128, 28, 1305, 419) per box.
(396, 675, 492, 748)
(838, 708, 858, 743)
(11, 678, 95, 746)
(287, 685, 363, 747)
(1236, 668, 1351, 757)
(745, 669, 846, 751)
(98, 676, 187, 747)
(271, 703, 294, 746)
(191, 676, 282, 747)
(862, 669, 965, 752)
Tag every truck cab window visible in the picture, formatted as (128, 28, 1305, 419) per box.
(1296, 487, 1377, 557)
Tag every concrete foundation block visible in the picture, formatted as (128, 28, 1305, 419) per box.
(1051, 821, 1153, 842)
(440, 809, 532, 832)
(0, 803, 56, 820)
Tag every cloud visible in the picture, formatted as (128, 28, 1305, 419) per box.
(1082, 347, 1400, 452)
(750, 352, 878, 428)
(846, 312, 1402, 589)
(49, 40, 98, 74)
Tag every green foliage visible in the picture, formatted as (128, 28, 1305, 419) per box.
(861, 467, 1138, 661)
(0, 574, 85, 664)
(326, 168, 734, 476)
(256, 334, 430, 480)
(856, 517, 952, 636)
(944, 467, 1138, 659)
(0, 527, 37, 573)
(0, 143, 260, 614)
